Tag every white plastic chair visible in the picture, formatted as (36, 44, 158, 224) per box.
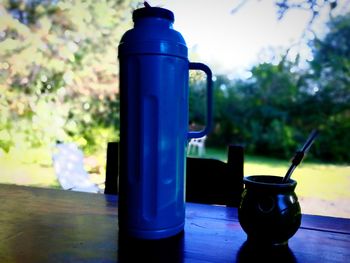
(187, 136, 207, 156)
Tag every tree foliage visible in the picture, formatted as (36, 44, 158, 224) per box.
(275, 0, 339, 21)
(0, 0, 135, 153)
(232, 0, 343, 28)
(306, 13, 350, 162)
(190, 13, 350, 162)
(1, 1, 349, 164)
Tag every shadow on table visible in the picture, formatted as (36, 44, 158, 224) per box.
(236, 241, 297, 263)
(118, 232, 184, 263)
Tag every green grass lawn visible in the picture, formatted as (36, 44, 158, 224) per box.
(1, 146, 349, 217)
(0, 147, 59, 188)
(192, 147, 350, 218)
(199, 148, 350, 200)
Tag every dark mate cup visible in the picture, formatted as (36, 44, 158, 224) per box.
(238, 175, 301, 247)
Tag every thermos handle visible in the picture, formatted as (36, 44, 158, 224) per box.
(188, 62, 213, 139)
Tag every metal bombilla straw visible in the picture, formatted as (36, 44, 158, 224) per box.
(282, 130, 319, 183)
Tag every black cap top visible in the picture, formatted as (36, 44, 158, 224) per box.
(133, 6, 174, 23)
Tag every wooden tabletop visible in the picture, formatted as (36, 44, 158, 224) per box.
(0, 184, 349, 262)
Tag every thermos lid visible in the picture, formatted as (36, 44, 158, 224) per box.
(133, 6, 175, 23)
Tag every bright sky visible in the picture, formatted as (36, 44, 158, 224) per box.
(147, 0, 346, 77)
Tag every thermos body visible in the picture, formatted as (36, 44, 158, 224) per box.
(118, 6, 212, 239)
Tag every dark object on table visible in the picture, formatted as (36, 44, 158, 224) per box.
(186, 144, 244, 207)
(238, 175, 301, 247)
(237, 240, 297, 263)
(119, 232, 184, 263)
(119, 2, 213, 239)
(105, 143, 244, 207)
(105, 142, 119, 195)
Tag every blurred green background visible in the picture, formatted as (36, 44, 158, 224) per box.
(0, 1, 349, 217)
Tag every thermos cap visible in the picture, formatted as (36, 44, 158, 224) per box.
(133, 7, 175, 23)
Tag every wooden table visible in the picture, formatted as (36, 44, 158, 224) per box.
(0, 184, 349, 262)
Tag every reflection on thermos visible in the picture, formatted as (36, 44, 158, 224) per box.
(236, 241, 297, 263)
(118, 232, 184, 263)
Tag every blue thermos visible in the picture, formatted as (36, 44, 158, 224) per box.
(118, 4, 213, 239)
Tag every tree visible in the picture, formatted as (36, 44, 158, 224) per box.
(310, 13, 350, 106)
(232, 0, 343, 28)
(189, 13, 350, 162)
(0, 0, 135, 153)
(233, 59, 301, 158)
(300, 13, 350, 162)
